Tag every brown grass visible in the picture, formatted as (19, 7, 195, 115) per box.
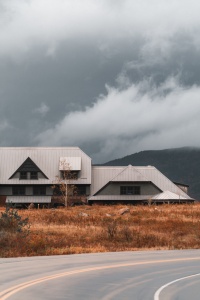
(1, 203, 200, 257)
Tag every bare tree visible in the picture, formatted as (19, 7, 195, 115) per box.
(52, 160, 77, 207)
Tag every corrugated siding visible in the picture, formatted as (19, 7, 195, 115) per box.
(152, 191, 193, 200)
(111, 165, 149, 182)
(91, 166, 150, 196)
(91, 165, 191, 199)
(0, 148, 193, 201)
(137, 167, 191, 199)
(6, 196, 51, 203)
(0, 147, 91, 185)
(59, 157, 81, 171)
(97, 182, 160, 196)
(91, 167, 123, 195)
(88, 195, 152, 201)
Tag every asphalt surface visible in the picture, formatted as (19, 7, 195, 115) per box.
(1, 250, 200, 299)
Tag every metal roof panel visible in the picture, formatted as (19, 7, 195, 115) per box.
(0, 147, 91, 185)
(59, 157, 81, 171)
(6, 196, 51, 203)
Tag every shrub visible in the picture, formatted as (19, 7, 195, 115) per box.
(120, 225, 133, 242)
(105, 220, 118, 239)
(0, 207, 30, 235)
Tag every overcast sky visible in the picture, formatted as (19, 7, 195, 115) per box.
(1, 0, 200, 163)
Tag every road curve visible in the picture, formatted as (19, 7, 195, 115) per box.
(1, 250, 200, 299)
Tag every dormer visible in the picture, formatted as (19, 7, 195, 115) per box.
(9, 157, 48, 180)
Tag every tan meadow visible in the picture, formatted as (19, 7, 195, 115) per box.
(1, 203, 200, 257)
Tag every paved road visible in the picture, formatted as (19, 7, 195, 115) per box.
(1, 250, 200, 299)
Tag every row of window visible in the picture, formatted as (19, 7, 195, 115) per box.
(13, 186, 46, 196)
(53, 185, 87, 196)
(120, 186, 140, 195)
(20, 171, 38, 180)
(12, 185, 139, 196)
(19, 171, 78, 180)
(12, 185, 87, 196)
(61, 170, 79, 180)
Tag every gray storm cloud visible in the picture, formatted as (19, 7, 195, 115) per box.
(1, 0, 200, 162)
(36, 78, 200, 162)
(1, 0, 200, 58)
(33, 102, 50, 116)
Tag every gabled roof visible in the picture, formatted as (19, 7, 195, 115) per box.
(91, 166, 126, 195)
(9, 157, 48, 179)
(111, 165, 149, 182)
(92, 165, 151, 196)
(137, 166, 191, 199)
(151, 191, 193, 200)
(91, 165, 191, 199)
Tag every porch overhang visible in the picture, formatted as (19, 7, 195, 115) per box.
(6, 196, 51, 203)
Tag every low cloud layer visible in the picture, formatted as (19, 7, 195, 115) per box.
(36, 77, 200, 162)
(1, 0, 200, 162)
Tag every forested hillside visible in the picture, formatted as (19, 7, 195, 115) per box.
(102, 147, 200, 199)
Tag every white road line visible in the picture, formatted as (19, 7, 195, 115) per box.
(154, 272, 200, 300)
(1, 257, 200, 300)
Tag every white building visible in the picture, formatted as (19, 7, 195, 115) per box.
(0, 147, 194, 207)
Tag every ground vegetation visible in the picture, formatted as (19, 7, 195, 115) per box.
(1, 204, 200, 257)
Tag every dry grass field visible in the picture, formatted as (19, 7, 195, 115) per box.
(1, 203, 200, 257)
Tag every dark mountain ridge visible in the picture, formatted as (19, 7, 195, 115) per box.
(102, 147, 200, 200)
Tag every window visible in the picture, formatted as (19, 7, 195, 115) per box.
(120, 186, 140, 195)
(30, 171, 38, 179)
(33, 186, 46, 195)
(61, 171, 78, 180)
(76, 186, 87, 196)
(12, 186, 25, 195)
(53, 185, 63, 196)
(20, 171, 27, 180)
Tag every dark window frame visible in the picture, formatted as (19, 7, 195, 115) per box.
(76, 185, 87, 196)
(12, 186, 26, 195)
(61, 170, 78, 180)
(120, 186, 141, 195)
(20, 171, 27, 180)
(53, 185, 63, 196)
(30, 171, 38, 180)
(33, 185, 46, 196)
